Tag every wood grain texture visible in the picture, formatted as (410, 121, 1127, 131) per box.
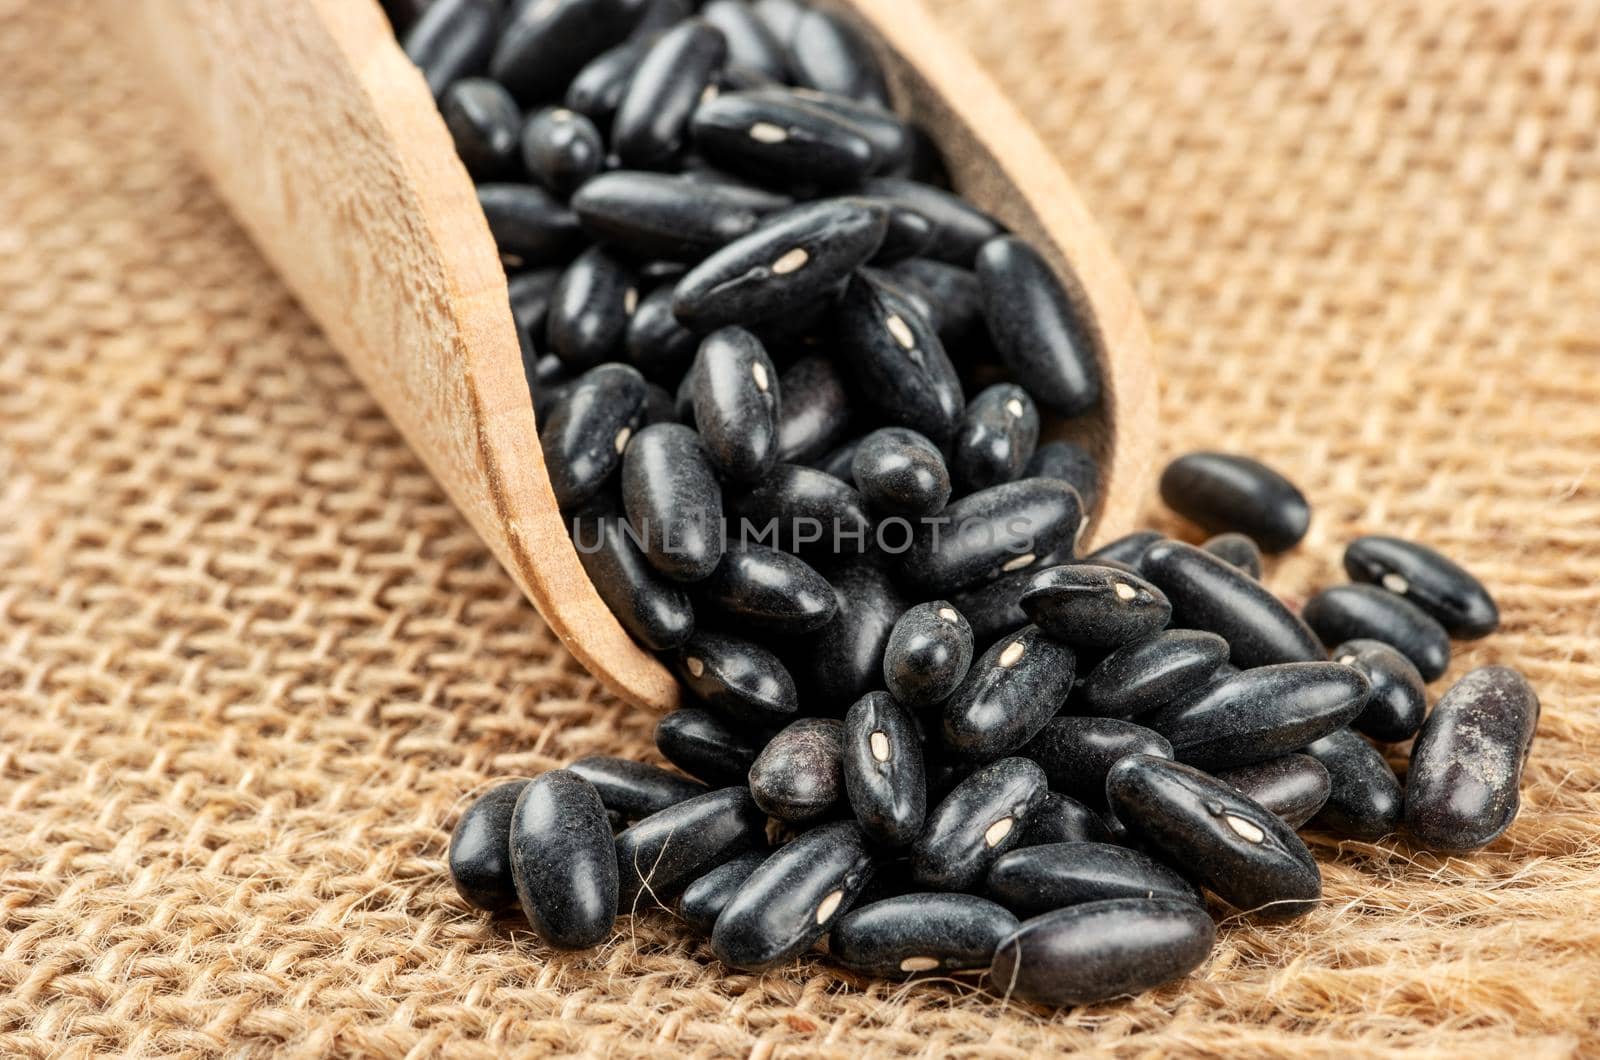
(126, 0, 1157, 711)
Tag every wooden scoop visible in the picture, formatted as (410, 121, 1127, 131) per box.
(127, 0, 1158, 712)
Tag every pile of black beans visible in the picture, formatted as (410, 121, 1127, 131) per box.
(389, 0, 1538, 1008)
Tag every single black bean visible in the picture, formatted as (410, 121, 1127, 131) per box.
(642, 382, 678, 426)
(565, 38, 646, 129)
(851, 426, 951, 517)
(944, 569, 1031, 650)
(867, 204, 936, 263)
(574, 171, 790, 263)
(1144, 661, 1370, 771)
(775, 356, 852, 464)
(441, 78, 522, 178)
(749, 717, 845, 822)
(1086, 530, 1164, 569)
(815, 436, 863, 482)
(615, 786, 767, 906)
(942, 626, 1076, 760)
(477, 184, 585, 266)
(1020, 716, 1173, 804)
(1405, 666, 1538, 851)
(623, 285, 699, 382)
(911, 757, 1048, 890)
(1303, 583, 1451, 682)
(676, 629, 798, 726)
(899, 478, 1084, 594)
(785, 9, 889, 107)
(1025, 440, 1101, 517)
(614, 19, 728, 169)
(568, 755, 708, 821)
(547, 246, 638, 371)
(951, 384, 1040, 494)
(404, 0, 499, 98)
(491, 0, 644, 104)
(1019, 792, 1111, 846)
(678, 850, 768, 933)
(691, 91, 878, 189)
(712, 820, 873, 970)
(832, 893, 1018, 977)
(509, 770, 618, 948)
(448, 779, 530, 911)
(1332, 638, 1427, 742)
(673, 198, 888, 330)
(843, 691, 928, 846)
(509, 268, 562, 348)
(528, 354, 574, 422)
(621, 423, 724, 581)
(520, 106, 604, 196)
(989, 898, 1215, 1007)
(703, 542, 836, 633)
(882, 257, 983, 341)
(689, 327, 781, 482)
(1081, 629, 1230, 719)
(1214, 754, 1331, 829)
(778, 88, 912, 174)
(976, 235, 1102, 417)
(864, 177, 1001, 266)
(1301, 728, 1402, 839)
(1106, 754, 1321, 917)
(1020, 563, 1171, 650)
(1344, 535, 1499, 639)
(655, 707, 762, 787)
(804, 560, 906, 711)
(1140, 539, 1326, 668)
(1159, 452, 1311, 553)
(835, 272, 965, 444)
(753, 0, 804, 43)
(571, 507, 695, 650)
(727, 464, 872, 557)
(882, 600, 973, 707)
(539, 362, 647, 511)
(1202, 532, 1264, 579)
(987, 842, 1200, 917)
(701, 1, 790, 79)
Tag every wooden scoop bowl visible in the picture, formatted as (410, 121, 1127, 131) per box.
(127, 0, 1158, 712)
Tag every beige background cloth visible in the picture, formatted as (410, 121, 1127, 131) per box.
(3, 0, 1599, 1055)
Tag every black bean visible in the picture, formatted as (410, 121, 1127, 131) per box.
(1086, 530, 1165, 569)
(912, 757, 1048, 890)
(1405, 666, 1538, 851)
(832, 893, 1018, 977)
(575, 171, 789, 263)
(804, 560, 906, 711)
(1019, 792, 1111, 846)
(1144, 661, 1371, 771)
(547, 246, 638, 371)
(477, 184, 585, 266)
(775, 356, 852, 464)
(989, 898, 1215, 1007)
(1020, 716, 1173, 804)
(615, 786, 767, 906)
(564, 38, 646, 130)
(976, 235, 1102, 417)
(688, 327, 781, 481)
(942, 626, 1076, 760)
(1107, 754, 1321, 917)
(1331, 638, 1427, 742)
(520, 106, 605, 196)
(950, 383, 1039, 494)
(753, 0, 804, 43)
(655, 707, 762, 787)
(509, 770, 618, 948)
(702, 542, 836, 633)
(440, 78, 522, 178)
(528, 354, 574, 421)
(676, 629, 798, 726)
(622, 285, 698, 382)
(568, 754, 709, 821)
(1303, 584, 1451, 682)
(1020, 563, 1171, 650)
(882, 600, 973, 707)
(1214, 754, 1331, 829)
(850, 427, 951, 517)
(864, 177, 1001, 266)
(867, 204, 936, 264)
(785, 9, 889, 107)
(898, 478, 1084, 595)
(509, 268, 562, 347)
(621, 422, 725, 581)
(1344, 535, 1499, 639)
(880, 258, 982, 344)
(987, 842, 1200, 917)
(404, 0, 499, 98)
(842, 691, 927, 846)
(1202, 532, 1264, 579)
(613, 19, 728, 169)
(728, 464, 872, 557)
(673, 198, 888, 330)
(632, 0, 693, 37)
(1158, 452, 1311, 553)
(678, 850, 768, 933)
(1080, 629, 1230, 719)
(701, 1, 790, 79)
(691, 91, 878, 190)
(775, 89, 912, 175)
(1140, 539, 1326, 668)
(491, 0, 644, 104)
(835, 272, 965, 444)
(1301, 728, 1402, 839)
(748, 717, 846, 822)
(572, 507, 695, 650)
(540, 362, 647, 511)
(1025, 440, 1101, 517)
(448, 780, 530, 911)
(941, 568, 1030, 651)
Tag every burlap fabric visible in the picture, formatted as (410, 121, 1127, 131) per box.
(3, 0, 1598, 1054)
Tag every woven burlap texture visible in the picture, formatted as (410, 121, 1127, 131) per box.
(3, 0, 1599, 1055)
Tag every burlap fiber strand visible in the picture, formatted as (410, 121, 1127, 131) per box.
(2, 0, 1598, 1055)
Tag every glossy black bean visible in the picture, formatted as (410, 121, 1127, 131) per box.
(1020, 564, 1171, 650)
(1145, 661, 1370, 770)
(850, 427, 951, 517)
(815, 437, 863, 482)
(785, 9, 889, 106)
(1303, 584, 1452, 682)
(1106, 754, 1321, 917)
(528, 354, 574, 422)
(864, 177, 1001, 266)
(688, 327, 781, 481)
(1086, 530, 1165, 569)
(1344, 535, 1499, 639)
(882, 600, 973, 707)
(987, 842, 1200, 917)
(613, 20, 728, 169)
(655, 707, 762, 787)
(1301, 728, 1402, 839)
(572, 507, 695, 650)
(1214, 754, 1331, 829)
(834, 273, 964, 444)
(727, 464, 872, 557)
(899, 478, 1084, 595)
(440, 78, 522, 178)
(404, 0, 499, 97)
(1202, 532, 1264, 579)
(880, 258, 982, 343)
(753, 0, 804, 42)
(1406, 666, 1538, 851)
(1332, 638, 1427, 742)
(1158, 452, 1310, 553)
(546, 247, 637, 370)
(642, 382, 678, 426)
(615, 786, 767, 906)
(976, 236, 1102, 416)
(774, 88, 912, 175)
(568, 755, 709, 821)
(520, 106, 604, 195)
(701, 0, 789, 79)
(942, 627, 1076, 760)
(804, 560, 906, 711)
(621, 286, 698, 383)
(676, 629, 797, 727)
(509, 770, 618, 948)
(1020, 792, 1111, 846)
(1080, 629, 1230, 720)
(564, 38, 645, 130)
(574, 172, 788, 263)
(691, 91, 877, 189)
(477, 184, 585, 266)
(1140, 540, 1326, 668)
(712, 820, 873, 970)
(678, 850, 768, 933)
(621, 423, 724, 581)
(912, 757, 1048, 890)
(491, 0, 645, 104)
(448, 780, 530, 911)
(749, 717, 846, 822)
(950, 384, 1039, 494)
(509, 268, 562, 346)
(833, 893, 1018, 976)
(842, 692, 927, 846)
(989, 898, 1215, 1007)
(1025, 440, 1101, 517)
(775, 356, 852, 464)
(703, 543, 835, 634)
(1020, 717, 1173, 804)
(540, 362, 647, 511)
(865, 204, 936, 264)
